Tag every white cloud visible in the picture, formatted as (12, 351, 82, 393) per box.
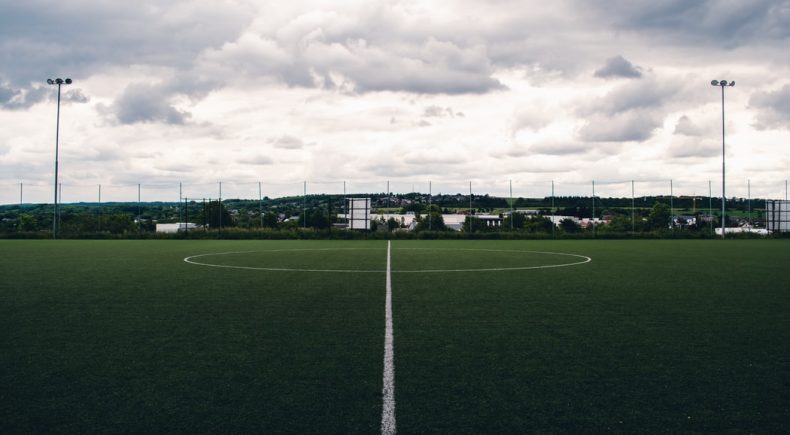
(240, 155, 275, 165)
(105, 82, 191, 125)
(512, 107, 555, 133)
(1, 0, 789, 203)
(749, 84, 790, 130)
(271, 135, 308, 149)
(578, 111, 663, 142)
(673, 115, 706, 136)
(667, 137, 720, 159)
(594, 55, 643, 79)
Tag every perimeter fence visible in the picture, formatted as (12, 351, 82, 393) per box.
(2, 177, 789, 206)
(1, 177, 788, 239)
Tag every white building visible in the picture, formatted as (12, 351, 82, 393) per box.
(545, 215, 580, 226)
(155, 222, 201, 233)
(715, 227, 769, 236)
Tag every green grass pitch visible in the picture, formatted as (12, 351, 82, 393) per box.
(1, 239, 789, 433)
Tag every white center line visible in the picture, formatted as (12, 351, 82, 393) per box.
(381, 240, 396, 435)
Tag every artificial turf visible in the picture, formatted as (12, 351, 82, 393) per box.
(1, 240, 385, 433)
(1, 239, 789, 433)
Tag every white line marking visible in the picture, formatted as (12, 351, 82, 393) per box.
(381, 240, 396, 435)
(183, 249, 386, 273)
(183, 248, 591, 273)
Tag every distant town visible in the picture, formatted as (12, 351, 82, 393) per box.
(2, 191, 784, 238)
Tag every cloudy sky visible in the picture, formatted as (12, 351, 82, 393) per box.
(1, 0, 789, 203)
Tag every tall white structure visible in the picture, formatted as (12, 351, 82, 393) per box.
(346, 198, 371, 230)
(766, 200, 789, 233)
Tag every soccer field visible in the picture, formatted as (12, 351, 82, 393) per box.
(1, 239, 789, 433)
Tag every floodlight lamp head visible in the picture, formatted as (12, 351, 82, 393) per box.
(729, 80, 735, 87)
(65, 78, 72, 84)
(47, 78, 54, 85)
(55, 78, 63, 84)
(711, 80, 719, 86)
(719, 79, 727, 86)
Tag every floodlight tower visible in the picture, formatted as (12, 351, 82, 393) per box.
(711, 79, 734, 239)
(47, 77, 72, 239)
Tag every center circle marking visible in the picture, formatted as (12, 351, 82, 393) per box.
(184, 247, 591, 273)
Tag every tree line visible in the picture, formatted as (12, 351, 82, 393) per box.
(0, 193, 768, 238)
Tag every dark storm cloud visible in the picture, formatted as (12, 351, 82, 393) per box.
(749, 84, 790, 130)
(594, 56, 642, 79)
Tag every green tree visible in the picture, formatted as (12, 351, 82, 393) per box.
(414, 204, 447, 232)
(138, 218, 155, 232)
(647, 202, 671, 231)
(61, 214, 99, 235)
(386, 217, 400, 231)
(199, 201, 234, 229)
(307, 209, 330, 229)
(261, 211, 279, 228)
(502, 212, 527, 230)
(18, 213, 37, 232)
(559, 218, 581, 233)
(524, 215, 554, 233)
(414, 210, 447, 232)
(462, 216, 488, 232)
(105, 213, 135, 234)
(605, 214, 633, 233)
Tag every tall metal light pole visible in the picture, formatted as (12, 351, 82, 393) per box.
(591, 180, 596, 237)
(47, 77, 72, 239)
(468, 181, 473, 235)
(711, 79, 734, 238)
(551, 180, 555, 238)
(509, 179, 514, 231)
(631, 180, 635, 234)
(428, 181, 432, 231)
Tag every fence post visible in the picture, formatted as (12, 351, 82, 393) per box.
(551, 180, 555, 238)
(509, 179, 513, 231)
(631, 180, 635, 235)
(592, 180, 596, 237)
